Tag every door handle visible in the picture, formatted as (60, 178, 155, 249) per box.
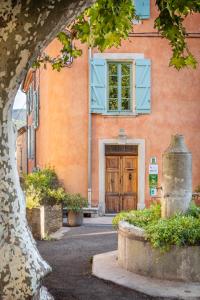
(129, 173, 132, 180)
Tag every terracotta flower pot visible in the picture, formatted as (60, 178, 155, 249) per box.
(67, 210, 83, 227)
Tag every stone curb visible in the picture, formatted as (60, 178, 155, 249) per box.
(92, 251, 200, 300)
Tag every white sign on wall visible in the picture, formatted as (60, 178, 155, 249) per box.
(149, 164, 158, 175)
(149, 157, 158, 197)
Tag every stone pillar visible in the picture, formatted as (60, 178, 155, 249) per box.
(162, 134, 192, 218)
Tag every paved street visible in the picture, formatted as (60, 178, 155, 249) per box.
(37, 218, 156, 300)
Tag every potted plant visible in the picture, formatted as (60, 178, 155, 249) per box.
(64, 193, 88, 227)
(24, 167, 65, 239)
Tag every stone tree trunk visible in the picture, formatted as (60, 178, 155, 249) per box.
(0, 1, 95, 299)
(162, 134, 192, 218)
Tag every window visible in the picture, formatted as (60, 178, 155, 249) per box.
(27, 84, 33, 114)
(28, 125, 35, 159)
(108, 62, 132, 112)
(33, 89, 39, 129)
(90, 57, 151, 115)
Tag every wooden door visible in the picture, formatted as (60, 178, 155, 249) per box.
(105, 156, 138, 213)
(121, 156, 138, 211)
(105, 156, 121, 213)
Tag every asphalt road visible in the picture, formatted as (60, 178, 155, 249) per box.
(37, 223, 166, 300)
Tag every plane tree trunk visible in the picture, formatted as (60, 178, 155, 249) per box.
(0, 1, 95, 299)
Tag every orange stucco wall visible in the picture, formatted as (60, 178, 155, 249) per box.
(35, 2, 200, 207)
(36, 41, 89, 196)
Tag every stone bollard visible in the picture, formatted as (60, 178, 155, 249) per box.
(162, 134, 192, 218)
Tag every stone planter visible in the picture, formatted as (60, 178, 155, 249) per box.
(67, 210, 83, 227)
(118, 221, 200, 282)
(26, 204, 63, 239)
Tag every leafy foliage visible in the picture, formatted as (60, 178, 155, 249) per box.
(146, 214, 200, 252)
(73, 0, 135, 51)
(112, 203, 161, 229)
(113, 203, 200, 252)
(34, 0, 135, 71)
(63, 193, 88, 212)
(185, 202, 200, 218)
(155, 0, 200, 69)
(34, 0, 200, 71)
(24, 168, 66, 208)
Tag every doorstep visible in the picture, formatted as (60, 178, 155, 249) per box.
(83, 207, 99, 218)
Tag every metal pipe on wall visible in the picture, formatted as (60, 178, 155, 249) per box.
(88, 47, 93, 207)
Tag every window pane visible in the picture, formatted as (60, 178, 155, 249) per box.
(31, 126, 35, 159)
(109, 86, 118, 99)
(28, 127, 31, 159)
(121, 87, 130, 98)
(122, 75, 130, 87)
(121, 64, 131, 76)
(109, 98, 118, 111)
(121, 98, 130, 110)
(109, 63, 118, 75)
(109, 75, 118, 86)
(108, 62, 132, 113)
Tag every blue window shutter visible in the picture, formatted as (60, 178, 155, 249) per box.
(134, 0, 150, 19)
(90, 58, 106, 114)
(135, 59, 151, 114)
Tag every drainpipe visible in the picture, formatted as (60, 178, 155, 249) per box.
(33, 70, 37, 170)
(88, 47, 93, 207)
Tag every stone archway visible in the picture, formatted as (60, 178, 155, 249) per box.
(0, 1, 95, 299)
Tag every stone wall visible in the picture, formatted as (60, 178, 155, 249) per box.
(26, 204, 63, 239)
(26, 207, 41, 239)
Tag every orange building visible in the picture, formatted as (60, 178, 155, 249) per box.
(22, 1, 200, 214)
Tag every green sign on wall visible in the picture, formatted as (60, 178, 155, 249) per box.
(149, 158, 158, 196)
(149, 174, 158, 188)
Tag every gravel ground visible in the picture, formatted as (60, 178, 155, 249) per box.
(37, 224, 168, 300)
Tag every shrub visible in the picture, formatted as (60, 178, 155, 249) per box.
(185, 202, 200, 218)
(24, 168, 59, 192)
(113, 203, 200, 252)
(63, 193, 88, 212)
(24, 168, 66, 208)
(146, 214, 200, 252)
(112, 203, 161, 229)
